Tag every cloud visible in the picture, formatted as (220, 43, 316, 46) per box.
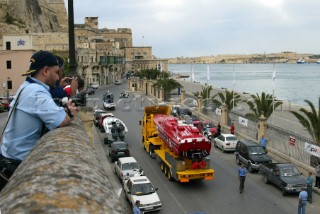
(66, 0, 320, 58)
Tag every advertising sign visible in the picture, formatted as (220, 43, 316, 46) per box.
(304, 142, 320, 158)
(289, 136, 296, 146)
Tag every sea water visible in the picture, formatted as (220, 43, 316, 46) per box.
(169, 63, 320, 107)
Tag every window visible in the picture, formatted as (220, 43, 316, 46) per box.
(6, 61, 12, 69)
(6, 42, 11, 50)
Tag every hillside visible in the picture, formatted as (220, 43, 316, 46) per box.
(0, 0, 67, 46)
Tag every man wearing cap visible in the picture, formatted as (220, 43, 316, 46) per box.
(133, 200, 141, 214)
(0, 50, 77, 190)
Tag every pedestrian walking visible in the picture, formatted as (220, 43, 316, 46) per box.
(217, 122, 221, 137)
(298, 188, 308, 214)
(315, 162, 320, 188)
(238, 163, 248, 193)
(306, 172, 313, 203)
(133, 200, 141, 214)
(0, 50, 77, 191)
(230, 123, 235, 135)
(259, 135, 268, 151)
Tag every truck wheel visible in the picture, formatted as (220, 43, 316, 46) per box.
(149, 145, 155, 158)
(236, 155, 241, 165)
(263, 174, 269, 184)
(160, 162, 165, 172)
(167, 167, 173, 181)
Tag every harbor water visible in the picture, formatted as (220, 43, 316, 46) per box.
(169, 63, 320, 107)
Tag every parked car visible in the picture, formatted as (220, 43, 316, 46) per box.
(86, 87, 95, 95)
(114, 157, 144, 183)
(109, 141, 130, 162)
(213, 134, 238, 152)
(119, 91, 129, 98)
(190, 114, 200, 127)
(235, 140, 272, 172)
(93, 109, 107, 127)
(198, 120, 218, 138)
(98, 113, 114, 131)
(170, 105, 181, 117)
(115, 80, 122, 85)
(0, 98, 10, 111)
(123, 176, 162, 213)
(0, 103, 4, 112)
(90, 82, 99, 89)
(260, 163, 306, 196)
(176, 107, 192, 119)
(103, 92, 116, 110)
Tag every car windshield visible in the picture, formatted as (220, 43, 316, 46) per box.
(114, 143, 127, 150)
(131, 183, 155, 195)
(122, 162, 139, 170)
(248, 146, 265, 155)
(226, 136, 237, 141)
(279, 166, 300, 177)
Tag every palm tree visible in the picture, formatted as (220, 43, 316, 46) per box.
(211, 90, 241, 111)
(290, 99, 320, 145)
(153, 78, 182, 101)
(245, 92, 282, 120)
(193, 85, 213, 106)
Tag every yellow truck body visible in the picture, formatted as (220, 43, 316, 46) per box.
(141, 106, 214, 182)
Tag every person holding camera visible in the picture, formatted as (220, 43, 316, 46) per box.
(0, 51, 77, 191)
(50, 56, 78, 104)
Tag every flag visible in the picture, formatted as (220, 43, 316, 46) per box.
(233, 69, 235, 87)
(191, 67, 195, 82)
(207, 65, 210, 81)
(272, 68, 276, 89)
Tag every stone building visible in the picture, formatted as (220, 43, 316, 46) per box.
(75, 17, 168, 86)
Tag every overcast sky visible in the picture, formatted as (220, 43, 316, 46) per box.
(65, 0, 320, 58)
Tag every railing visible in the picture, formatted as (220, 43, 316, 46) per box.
(0, 107, 124, 213)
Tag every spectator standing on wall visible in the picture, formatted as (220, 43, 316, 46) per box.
(0, 51, 77, 191)
(230, 123, 235, 135)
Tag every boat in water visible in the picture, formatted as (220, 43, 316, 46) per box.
(153, 114, 211, 160)
(297, 58, 305, 64)
(316, 59, 320, 64)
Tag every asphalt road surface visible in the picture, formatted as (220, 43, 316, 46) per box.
(0, 81, 318, 214)
(90, 81, 320, 214)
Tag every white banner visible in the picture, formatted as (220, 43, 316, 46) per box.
(304, 142, 320, 158)
(239, 116, 248, 126)
(215, 108, 221, 115)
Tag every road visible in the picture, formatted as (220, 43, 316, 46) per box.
(0, 81, 318, 214)
(91, 81, 319, 214)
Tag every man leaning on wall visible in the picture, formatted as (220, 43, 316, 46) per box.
(0, 50, 78, 191)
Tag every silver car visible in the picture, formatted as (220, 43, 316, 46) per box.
(214, 134, 238, 152)
(114, 157, 144, 182)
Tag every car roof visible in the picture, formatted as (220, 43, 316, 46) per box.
(221, 134, 236, 137)
(112, 141, 127, 145)
(118, 157, 137, 164)
(238, 140, 259, 146)
(130, 176, 150, 184)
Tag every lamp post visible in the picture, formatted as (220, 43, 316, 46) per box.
(68, 0, 76, 76)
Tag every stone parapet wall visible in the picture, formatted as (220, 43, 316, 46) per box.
(0, 113, 124, 213)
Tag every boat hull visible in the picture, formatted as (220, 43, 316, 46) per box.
(154, 114, 211, 159)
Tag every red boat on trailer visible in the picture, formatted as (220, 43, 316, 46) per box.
(153, 114, 211, 160)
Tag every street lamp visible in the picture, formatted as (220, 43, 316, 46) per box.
(68, 0, 76, 76)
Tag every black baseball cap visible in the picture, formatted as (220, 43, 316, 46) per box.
(22, 50, 59, 76)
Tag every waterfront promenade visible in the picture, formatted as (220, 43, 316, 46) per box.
(175, 79, 320, 195)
